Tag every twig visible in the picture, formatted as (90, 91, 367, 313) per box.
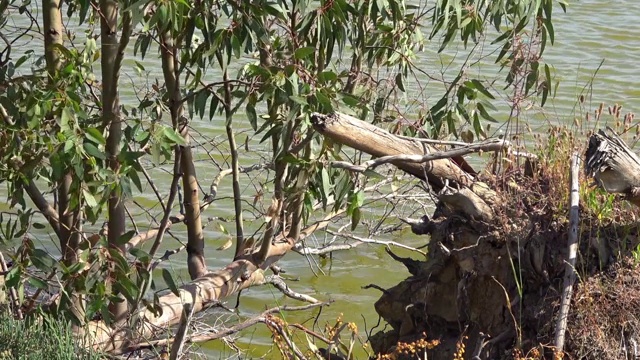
(146, 147, 182, 263)
(265, 275, 320, 304)
(169, 303, 194, 360)
(151, 246, 186, 270)
(135, 150, 167, 212)
(0, 251, 22, 319)
(23, 180, 62, 239)
(362, 284, 391, 295)
(471, 332, 489, 360)
(325, 230, 426, 256)
(554, 153, 580, 353)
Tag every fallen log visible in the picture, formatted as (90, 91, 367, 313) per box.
(311, 112, 474, 191)
(310, 112, 499, 222)
(86, 210, 342, 352)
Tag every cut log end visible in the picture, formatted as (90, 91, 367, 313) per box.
(585, 128, 640, 196)
(310, 112, 333, 131)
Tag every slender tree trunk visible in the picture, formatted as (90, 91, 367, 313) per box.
(159, 30, 206, 280)
(42, 0, 70, 254)
(43, 0, 62, 73)
(221, 69, 244, 258)
(101, 0, 128, 325)
(43, 0, 86, 324)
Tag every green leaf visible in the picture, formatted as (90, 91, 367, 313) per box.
(477, 103, 498, 123)
(542, 63, 552, 107)
(28, 277, 48, 290)
(363, 168, 384, 179)
(84, 142, 106, 160)
(129, 247, 150, 262)
(31, 248, 56, 271)
(246, 103, 257, 131)
(289, 95, 308, 106)
(321, 167, 331, 198)
(83, 189, 98, 208)
(395, 73, 405, 92)
(85, 128, 106, 145)
(114, 273, 139, 303)
(351, 207, 361, 231)
(470, 79, 495, 99)
(116, 230, 137, 246)
(163, 127, 187, 145)
(32, 222, 46, 229)
(294, 46, 315, 59)
(162, 268, 180, 296)
(5, 266, 20, 288)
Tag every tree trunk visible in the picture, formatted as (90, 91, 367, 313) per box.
(159, 30, 207, 280)
(100, 0, 129, 326)
(42, 0, 70, 256)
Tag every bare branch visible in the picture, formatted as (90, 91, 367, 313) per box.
(146, 147, 182, 263)
(23, 180, 62, 239)
(325, 230, 426, 256)
(330, 139, 509, 173)
(169, 303, 194, 360)
(265, 275, 320, 304)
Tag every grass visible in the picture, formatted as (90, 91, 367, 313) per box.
(0, 310, 102, 360)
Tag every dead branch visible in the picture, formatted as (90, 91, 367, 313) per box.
(265, 275, 320, 304)
(325, 230, 426, 256)
(151, 246, 186, 270)
(292, 242, 360, 255)
(554, 153, 580, 353)
(169, 303, 194, 360)
(311, 112, 473, 191)
(384, 247, 423, 276)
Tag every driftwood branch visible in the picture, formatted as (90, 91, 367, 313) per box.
(265, 275, 320, 304)
(554, 153, 580, 353)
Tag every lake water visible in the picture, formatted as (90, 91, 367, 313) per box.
(3, 0, 640, 358)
